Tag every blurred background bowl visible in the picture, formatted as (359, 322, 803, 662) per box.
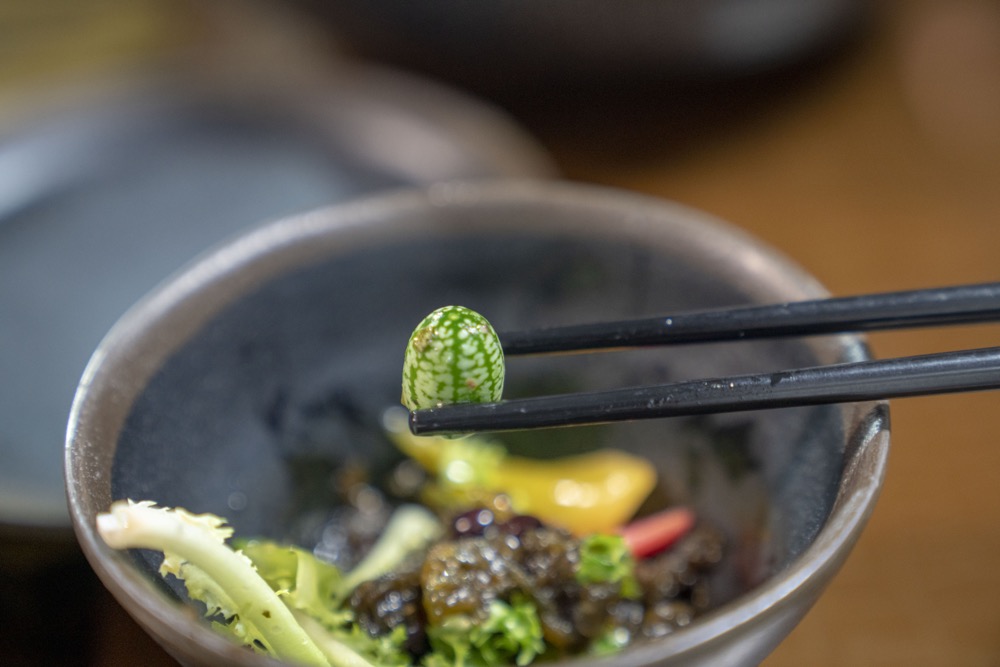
(0, 7, 560, 662)
(297, 0, 870, 100)
(0, 57, 554, 537)
(66, 180, 888, 666)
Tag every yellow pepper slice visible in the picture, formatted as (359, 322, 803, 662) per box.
(385, 410, 656, 535)
(492, 449, 656, 535)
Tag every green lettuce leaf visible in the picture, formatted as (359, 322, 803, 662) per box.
(97, 500, 329, 666)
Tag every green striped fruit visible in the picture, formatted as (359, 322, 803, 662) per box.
(402, 305, 504, 411)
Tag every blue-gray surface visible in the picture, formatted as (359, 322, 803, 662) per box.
(0, 109, 404, 526)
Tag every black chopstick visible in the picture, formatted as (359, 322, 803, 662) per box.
(409, 346, 1000, 434)
(499, 282, 1000, 355)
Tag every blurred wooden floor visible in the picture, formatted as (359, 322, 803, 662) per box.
(4, 0, 999, 665)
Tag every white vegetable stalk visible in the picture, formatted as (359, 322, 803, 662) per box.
(337, 503, 443, 597)
(97, 500, 329, 667)
(293, 611, 380, 667)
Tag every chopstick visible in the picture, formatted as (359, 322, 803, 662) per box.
(498, 282, 1000, 355)
(409, 282, 1000, 434)
(410, 346, 1000, 434)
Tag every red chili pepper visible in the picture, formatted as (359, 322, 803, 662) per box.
(619, 506, 696, 559)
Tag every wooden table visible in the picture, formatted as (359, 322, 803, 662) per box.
(543, 3, 1000, 665)
(5, 1, 999, 665)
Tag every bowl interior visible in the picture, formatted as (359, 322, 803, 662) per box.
(68, 183, 885, 665)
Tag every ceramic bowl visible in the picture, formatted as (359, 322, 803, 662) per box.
(301, 0, 869, 97)
(66, 180, 888, 666)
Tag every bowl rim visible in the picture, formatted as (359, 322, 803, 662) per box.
(65, 179, 890, 666)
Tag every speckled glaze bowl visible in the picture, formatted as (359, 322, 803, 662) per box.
(66, 180, 889, 666)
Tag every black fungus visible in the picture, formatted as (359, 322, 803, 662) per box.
(345, 508, 725, 662)
(420, 536, 534, 625)
(349, 558, 429, 656)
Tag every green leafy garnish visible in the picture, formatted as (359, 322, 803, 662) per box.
(424, 596, 546, 667)
(588, 627, 632, 656)
(401, 305, 504, 411)
(576, 534, 641, 599)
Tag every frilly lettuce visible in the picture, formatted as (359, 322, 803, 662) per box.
(96, 500, 430, 667)
(424, 596, 546, 667)
(576, 534, 641, 600)
(98, 500, 327, 664)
